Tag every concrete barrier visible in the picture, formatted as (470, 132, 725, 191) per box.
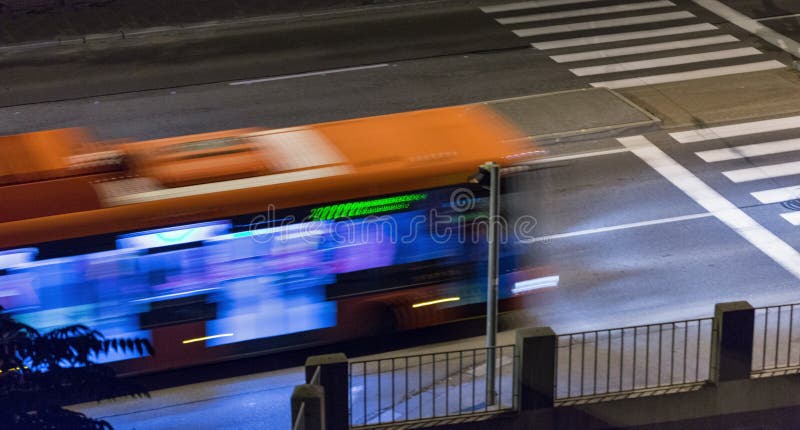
(305, 353, 348, 430)
(291, 384, 325, 430)
(517, 327, 556, 411)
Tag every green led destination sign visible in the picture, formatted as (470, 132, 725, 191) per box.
(310, 193, 428, 221)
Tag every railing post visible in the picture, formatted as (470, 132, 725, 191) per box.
(710, 301, 754, 384)
(305, 353, 348, 430)
(292, 384, 325, 430)
(516, 327, 556, 410)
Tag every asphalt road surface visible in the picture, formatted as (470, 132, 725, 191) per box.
(3, 0, 799, 428)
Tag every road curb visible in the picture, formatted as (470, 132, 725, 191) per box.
(486, 88, 663, 146)
(617, 68, 800, 129)
(532, 118, 662, 146)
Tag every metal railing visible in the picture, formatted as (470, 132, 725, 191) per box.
(556, 318, 713, 404)
(292, 366, 321, 430)
(752, 303, 800, 377)
(348, 345, 517, 427)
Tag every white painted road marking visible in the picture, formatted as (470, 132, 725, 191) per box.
(693, 0, 800, 58)
(496, 1, 675, 25)
(696, 138, 800, 162)
(514, 11, 695, 37)
(670, 114, 800, 143)
(491, 0, 780, 97)
(723, 161, 800, 183)
(590, 60, 785, 89)
(532, 23, 718, 50)
(781, 212, 800, 226)
(481, 0, 606, 13)
(522, 212, 714, 243)
(619, 135, 800, 280)
(570, 47, 761, 76)
(229, 64, 389, 86)
(752, 185, 800, 204)
(550, 35, 739, 63)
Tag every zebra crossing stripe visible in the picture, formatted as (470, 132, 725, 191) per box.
(696, 138, 800, 163)
(481, 0, 606, 13)
(723, 160, 800, 183)
(569, 47, 761, 76)
(619, 135, 800, 281)
(514, 11, 695, 37)
(590, 60, 784, 89)
(532, 23, 718, 50)
(550, 35, 739, 63)
(781, 212, 800, 225)
(496, 0, 675, 25)
(671, 114, 800, 143)
(752, 185, 800, 204)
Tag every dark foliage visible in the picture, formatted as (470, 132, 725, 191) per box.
(0, 308, 154, 429)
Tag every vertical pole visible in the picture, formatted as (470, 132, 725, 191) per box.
(485, 161, 500, 406)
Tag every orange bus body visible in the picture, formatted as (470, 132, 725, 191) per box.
(0, 105, 533, 249)
(0, 105, 542, 373)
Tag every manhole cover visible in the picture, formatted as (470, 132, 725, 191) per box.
(781, 199, 800, 211)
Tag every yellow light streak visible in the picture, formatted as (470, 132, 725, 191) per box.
(181, 333, 234, 344)
(412, 297, 460, 308)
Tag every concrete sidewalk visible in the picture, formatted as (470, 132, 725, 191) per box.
(618, 68, 800, 130)
(487, 88, 661, 147)
(510, 67, 800, 150)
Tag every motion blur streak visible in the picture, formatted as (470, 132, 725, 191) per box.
(512, 275, 559, 294)
(412, 297, 461, 308)
(0, 104, 545, 373)
(182, 333, 234, 344)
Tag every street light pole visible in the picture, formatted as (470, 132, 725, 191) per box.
(468, 161, 502, 406)
(484, 161, 500, 406)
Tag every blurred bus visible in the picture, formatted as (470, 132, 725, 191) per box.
(0, 105, 544, 373)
